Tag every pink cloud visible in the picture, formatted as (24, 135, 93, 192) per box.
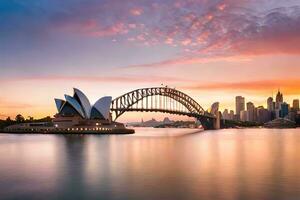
(1, 75, 195, 84)
(217, 3, 227, 11)
(53, 0, 300, 60)
(130, 7, 143, 16)
(124, 54, 251, 69)
(165, 37, 174, 45)
(60, 19, 129, 37)
(120, 3, 300, 68)
(181, 39, 192, 46)
(128, 23, 137, 29)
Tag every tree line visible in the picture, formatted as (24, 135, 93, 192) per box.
(0, 114, 52, 130)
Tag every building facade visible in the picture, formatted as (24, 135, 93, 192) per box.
(246, 102, 255, 122)
(267, 97, 274, 111)
(275, 90, 283, 109)
(293, 99, 299, 111)
(236, 96, 245, 120)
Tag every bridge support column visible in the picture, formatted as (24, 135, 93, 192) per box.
(198, 117, 214, 130)
(213, 111, 221, 130)
(198, 112, 221, 130)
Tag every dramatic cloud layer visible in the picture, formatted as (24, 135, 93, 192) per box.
(2, 0, 300, 61)
(0, 75, 194, 84)
(1, 0, 300, 119)
(183, 79, 300, 95)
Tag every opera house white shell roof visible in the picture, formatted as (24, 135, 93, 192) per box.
(55, 88, 112, 120)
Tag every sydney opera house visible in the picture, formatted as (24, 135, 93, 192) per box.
(53, 88, 113, 127)
(4, 88, 134, 134)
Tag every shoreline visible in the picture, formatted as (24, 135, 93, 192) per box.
(0, 128, 135, 135)
(1, 126, 300, 135)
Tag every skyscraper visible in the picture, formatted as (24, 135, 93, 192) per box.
(236, 96, 245, 120)
(246, 102, 255, 122)
(275, 90, 283, 109)
(267, 97, 274, 111)
(257, 106, 271, 123)
(240, 110, 248, 122)
(280, 103, 289, 118)
(293, 99, 299, 111)
(229, 110, 234, 120)
(223, 109, 229, 120)
(247, 102, 255, 111)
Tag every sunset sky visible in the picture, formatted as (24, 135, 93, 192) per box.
(1, 0, 300, 122)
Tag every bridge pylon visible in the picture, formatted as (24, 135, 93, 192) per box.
(213, 111, 221, 130)
(197, 115, 220, 130)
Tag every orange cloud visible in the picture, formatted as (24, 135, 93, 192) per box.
(182, 79, 300, 95)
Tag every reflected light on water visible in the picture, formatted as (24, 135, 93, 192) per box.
(1, 128, 300, 200)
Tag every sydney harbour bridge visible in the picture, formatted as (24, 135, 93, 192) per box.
(110, 87, 221, 130)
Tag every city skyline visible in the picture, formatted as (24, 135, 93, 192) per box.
(1, 0, 300, 121)
(222, 90, 300, 124)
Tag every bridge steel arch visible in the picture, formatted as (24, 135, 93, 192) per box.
(110, 87, 217, 130)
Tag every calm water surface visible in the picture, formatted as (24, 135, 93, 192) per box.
(1, 128, 300, 200)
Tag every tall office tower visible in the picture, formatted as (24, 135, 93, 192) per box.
(257, 106, 271, 123)
(254, 107, 258, 122)
(223, 109, 229, 120)
(247, 102, 255, 110)
(275, 90, 283, 109)
(267, 97, 274, 111)
(246, 102, 255, 122)
(229, 110, 234, 120)
(236, 96, 245, 120)
(240, 110, 248, 122)
(280, 103, 289, 118)
(293, 99, 299, 111)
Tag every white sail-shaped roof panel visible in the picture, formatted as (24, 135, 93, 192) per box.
(64, 95, 86, 118)
(93, 96, 112, 120)
(54, 99, 65, 112)
(74, 88, 92, 119)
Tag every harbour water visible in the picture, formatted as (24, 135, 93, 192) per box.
(1, 128, 300, 200)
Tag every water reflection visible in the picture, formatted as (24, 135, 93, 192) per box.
(1, 129, 300, 200)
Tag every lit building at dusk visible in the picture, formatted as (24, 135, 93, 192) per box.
(276, 90, 283, 109)
(280, 103, 289, 118)
(293, 99, 299, 111)
(246, 102, 255, 122)
(236, 96, 245, 120)
(4, 88, 134, 134)
(257, 106, 271, 123)
(240, 110, 248, 122)
(267, 97, 274, 112)
(53, 88, 112, 127)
